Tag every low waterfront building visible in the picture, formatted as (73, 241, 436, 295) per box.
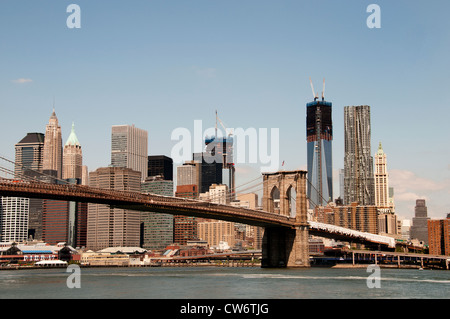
(0, 241, 77, 264)
(97, 246, 147, 255)
(80, 251, 130, 266)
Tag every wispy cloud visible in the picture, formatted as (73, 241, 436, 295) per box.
(390, 169, 445, 194)
(11, 78, 33, 84)
(389, 169, 450, 219)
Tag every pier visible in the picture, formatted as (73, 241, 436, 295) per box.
(311, 250, 450, 270)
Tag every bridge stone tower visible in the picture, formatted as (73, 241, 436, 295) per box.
(262, 170, 310, 268)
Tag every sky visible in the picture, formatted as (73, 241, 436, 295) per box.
(1, 0, 449, 220)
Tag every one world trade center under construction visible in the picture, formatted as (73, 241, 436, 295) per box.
(306, 78, 333, 209)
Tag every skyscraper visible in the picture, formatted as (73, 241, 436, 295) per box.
(14, 132, 45, 178)
(177, 160, 201, 189)
(141, 176, 174, 250)
(204, 133, 234, 196)
(13, 133, 45, 240)
(87, 167, 141, 251)
(374, 142, 390, 210)
(43, 109, 63, 179)
(193, 152, 223, 194)
(306, 88, 333, 208)
(343, 105, 375, 205)
(41, 122, 88, 247)
(148, 155, 173, 180)
(0, 197, 29, 242)
(111, 124, 148, 180)
(410, 199, 430, 244)
(63, 122, 83, 181)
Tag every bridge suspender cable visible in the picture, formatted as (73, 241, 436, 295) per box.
(0, 154, 324, 211)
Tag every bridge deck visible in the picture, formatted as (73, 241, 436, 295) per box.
(0, 179, 397, 248)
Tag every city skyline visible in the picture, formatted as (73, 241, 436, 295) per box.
(1, 1, 450, 220)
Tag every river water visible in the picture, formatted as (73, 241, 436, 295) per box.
(0, 266, 448, 299)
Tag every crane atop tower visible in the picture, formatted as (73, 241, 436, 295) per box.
(210, 110, 235, 200)
(215, 110, 233, 138)
(321, 78, 325, 101)
(309, 77, 326, 101)
(309, 77, 318, 101)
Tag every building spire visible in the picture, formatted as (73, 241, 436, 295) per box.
(377, 142, 384, 155)
(52, 96, 56, 115)
(65, 121, 80, 147)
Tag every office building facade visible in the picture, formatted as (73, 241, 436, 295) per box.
(148, 155, 173, 181)
(0, 197, 29, 242)
(193, 152, 223, 194)
(42, 178, 87, 247)
(428, 215, 450, 256)
(111, 124, 148, 180)
(14, 132, 45, 178)
(174, 185, 199, 245)
(13, 133, 45, 240)
(313, 202, 378, 235)
(177, 161, 201, 189)
(141, 177, 174, 250)
(87, 167, 141, 251)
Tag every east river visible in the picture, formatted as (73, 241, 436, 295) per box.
(0, 266, 448, 299)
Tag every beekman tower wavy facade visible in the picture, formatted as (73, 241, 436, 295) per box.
(306, 98, 333, 208)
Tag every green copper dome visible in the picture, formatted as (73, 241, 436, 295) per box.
(65, 122, 81, 147)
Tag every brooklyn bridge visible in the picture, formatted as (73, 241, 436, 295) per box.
(0, 166, 396, 268)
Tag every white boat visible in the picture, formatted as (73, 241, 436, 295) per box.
(35, 260, 68, 267)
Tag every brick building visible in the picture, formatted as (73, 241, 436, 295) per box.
(428, 214, 450, 256)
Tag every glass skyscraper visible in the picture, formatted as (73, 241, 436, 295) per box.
(306, 99, 333, 208)
(141, 177, 174, 250)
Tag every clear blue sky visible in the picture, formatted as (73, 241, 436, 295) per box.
(1, 0, 449, 219)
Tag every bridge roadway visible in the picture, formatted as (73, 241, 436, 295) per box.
(0, 179, 396, 249)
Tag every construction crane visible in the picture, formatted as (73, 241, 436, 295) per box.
(309, 77, 318, 101)
(215, 110, 233, 138)
(309, 77, 326, 101)
(322, 78, 325, 101)
(213, 110, 235, 200)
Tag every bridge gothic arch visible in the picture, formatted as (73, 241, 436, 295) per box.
(263, 170, 307, 223)
(261, 170, 309, 268)
(269, 185, 280, 214)
(286, 185, 296, 218)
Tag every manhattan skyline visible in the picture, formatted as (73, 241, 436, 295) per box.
(1, 1, 450, 220)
